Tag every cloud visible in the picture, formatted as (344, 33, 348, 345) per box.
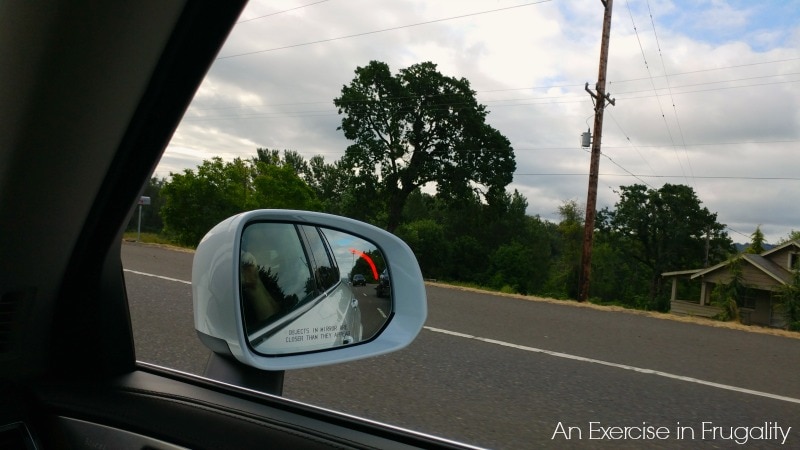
(162, 0, 800, 244)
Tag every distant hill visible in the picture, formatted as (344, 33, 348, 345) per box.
(734, 243, 776, 253)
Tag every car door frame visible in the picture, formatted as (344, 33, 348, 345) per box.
(8, 1, 477, 449)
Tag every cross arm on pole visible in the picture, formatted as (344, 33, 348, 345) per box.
(585, 82, 615, 107)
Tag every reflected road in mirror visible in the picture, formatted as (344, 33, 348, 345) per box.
(349, 283, 392, 338)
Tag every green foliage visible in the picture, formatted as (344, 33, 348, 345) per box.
(778, 230, 800, 245)
(585, 240, 652, 309)
(390, 186, 556, 296)
(252, 163, 321, 210)
(486, 242, 537, 294)
(161, 157, 254, 246)
(745, 226, 766, 254)
(447, 235, 485, 281)
(775, 266, 800, 330)
(544, 200, 584, 299)
(394, 219, 449, 279)
(499, 285, 517, 294)
(597, 184, 732, 311)
(710, 258, 745, 321)
(334, 60, 515, 231)
(160, 152, 321, 247)
(122, 232, 179, 247)
(144, 143, 741, 318)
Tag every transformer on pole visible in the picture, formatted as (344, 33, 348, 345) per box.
(581, 129, 591, 148)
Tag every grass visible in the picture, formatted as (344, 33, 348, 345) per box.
(426, 280, 800, 339)
(122, 232, 187, 248)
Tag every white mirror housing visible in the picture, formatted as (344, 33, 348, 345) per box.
(192, 210, 427, 371)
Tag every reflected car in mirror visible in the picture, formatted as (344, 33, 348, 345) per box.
(376, 268, 391, 298)
(352, 274, 367, 286)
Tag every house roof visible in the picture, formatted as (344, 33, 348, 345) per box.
(662, 269, 703, 277)
(688, 241, 799, 285)
(760, 239, 800, 258)
(739, 253, 793, 285)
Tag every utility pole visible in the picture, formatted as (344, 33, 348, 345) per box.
(578, 0, 614, 302)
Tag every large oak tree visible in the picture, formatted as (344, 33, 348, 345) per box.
(334, 60, 515, 232)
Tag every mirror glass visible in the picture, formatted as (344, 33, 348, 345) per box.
(240, 222, 392, 355)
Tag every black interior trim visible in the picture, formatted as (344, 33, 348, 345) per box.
(34, 369, 477, 450)
(0, 421, 37, 450)
(50, 0, 248, 379)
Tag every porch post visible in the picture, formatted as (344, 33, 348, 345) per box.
(670, 277, 677, 302)
(699, 281, 707, 306)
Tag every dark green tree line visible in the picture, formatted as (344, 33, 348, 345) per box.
(147, 59, 739, 313)
(160, 153, 320, 246)
(153, 143, 734, 312)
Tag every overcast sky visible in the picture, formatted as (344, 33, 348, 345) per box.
(161, 0, 800, 244)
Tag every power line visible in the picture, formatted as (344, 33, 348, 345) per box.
(613, 74, 800, 96)
(185, 72, 798, 114)
(606, 111, 656, 175)
(512, 139, 800, 150)
(646, 0, 695, 187)
(597, 150, 655, 188)
(514, 173, 800, 181)
(624, 0, 688, 184)
(609, 57, 800, 84)
(217, 0, 553, 59)
(236, 0, 332, 24)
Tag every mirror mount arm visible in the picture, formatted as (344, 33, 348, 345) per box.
(203, 353, 285, 396)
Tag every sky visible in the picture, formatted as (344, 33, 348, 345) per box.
(161, 0, 800, 244)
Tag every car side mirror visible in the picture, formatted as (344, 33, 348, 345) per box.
(192, 210, 427, 371)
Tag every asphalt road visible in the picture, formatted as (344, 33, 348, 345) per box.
(122, 241, 800, 449)
(351, 284, 392, 339)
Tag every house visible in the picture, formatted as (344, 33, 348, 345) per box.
(662, 240, 800, 327)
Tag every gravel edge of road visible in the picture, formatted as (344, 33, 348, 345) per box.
(425, 281, 800, 340)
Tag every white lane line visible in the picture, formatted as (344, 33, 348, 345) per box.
(119, 272, 800, 405)
(123, 269, 191, 285)
(424, 326, 800, 405)
(377, 308, 387, 319)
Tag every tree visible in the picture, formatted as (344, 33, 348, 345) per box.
(545, 200, 584, 299)
(776, 266, 800, 331)
(395, 219, 449, 279)
(779, 230, 800, 245)
(486, 241, 537, 294)
(598, 184, 732, 311)
(253, 148, 309, 178)
(161, 157, 255, 246)
(711, 258, 745, 322)
(161, 153, 321, 246)
(251, 163, 320, 211)
(746, 226, 766, 254)
(334, 60, 515, 232)
(248, 149, 321, 211)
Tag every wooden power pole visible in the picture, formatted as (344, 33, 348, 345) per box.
(578, 0, 615, 302)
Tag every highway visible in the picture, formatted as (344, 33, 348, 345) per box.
(123, 241, 800, 449)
